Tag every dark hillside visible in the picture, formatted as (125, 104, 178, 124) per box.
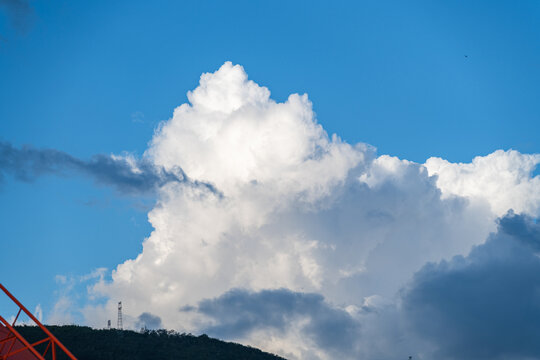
(15, 325, 286, 360)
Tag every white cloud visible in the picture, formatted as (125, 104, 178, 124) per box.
(66, 62, 540, 359)
(425, 150, 540, 217)
(34, 304, 43, 322)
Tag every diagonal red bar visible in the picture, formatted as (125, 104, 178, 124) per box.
(0, 283, 78, 360)
(0, 334, 17, 346)
(0, 315, 45, 359)
(4, 337, 51, 358)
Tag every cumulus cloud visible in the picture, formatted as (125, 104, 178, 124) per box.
(136, 312, 163, 330)
(425, 150, 540, 216)
(403, 212, 540, 360)
(190, 288, 360, 358)
(45, 62, 539, 359)
(498, 210, 540, 250)
(0, 142, 213, 194)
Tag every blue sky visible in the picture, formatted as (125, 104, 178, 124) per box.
(1, 1, 540, 359)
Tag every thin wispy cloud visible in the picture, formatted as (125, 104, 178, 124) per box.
(0, 141, 217, 195)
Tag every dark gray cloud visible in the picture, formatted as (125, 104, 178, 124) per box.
(498, 210, 540, 251)
(0, 0, 34, 33)
(403, 212, 540, 360)
(136, 312, 163, 330)
(0, 141, 218, 195)
(189, 288, 361, 357)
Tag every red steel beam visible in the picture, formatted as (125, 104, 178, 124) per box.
(2, 335, 51, 359)
(0, 315, 46, 360)
(0, 283, 78, 360)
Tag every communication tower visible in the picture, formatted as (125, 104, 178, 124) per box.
(117, 301, 123, 330)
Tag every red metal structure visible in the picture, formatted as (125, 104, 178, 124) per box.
(0, 283, 78, 360)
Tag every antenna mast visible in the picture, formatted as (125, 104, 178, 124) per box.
(117, 301, 123, 330)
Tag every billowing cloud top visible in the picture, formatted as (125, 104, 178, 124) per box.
(50, 62, 539, 360)
(147, 62, 363, 204)
(426, 150, 540, 216)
